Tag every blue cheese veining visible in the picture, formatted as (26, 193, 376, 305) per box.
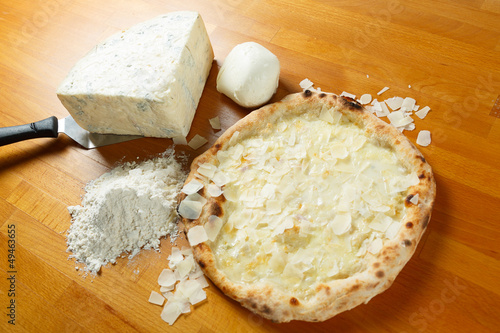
(57, 11, 213, 138)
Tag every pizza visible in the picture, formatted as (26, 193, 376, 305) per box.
(178, 90, 436, 322)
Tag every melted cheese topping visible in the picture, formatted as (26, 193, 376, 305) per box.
(208, 108, 418, 300)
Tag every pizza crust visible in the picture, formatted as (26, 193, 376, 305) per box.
(180, 91, 436, 322)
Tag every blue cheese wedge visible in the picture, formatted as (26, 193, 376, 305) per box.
(57, 11, 213, 138)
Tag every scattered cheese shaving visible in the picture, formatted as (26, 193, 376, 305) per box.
(368, 238, 384, 254)
(401, 97, 416, 111)
(197, 163, 217, 179)
(416, 130, 431, 147)
(161, 302, 182, 325)
(330, 214, 352, 235)
(195, 275, 209, 288)
(377, 87, 390, 95)
(172, 136, 188, 145)
(178, 199, 203, 220)
(205, 215, 223, 241)
(209, 116, 221, 130)
(207, 183, 222, 197)
(410, 193, 419, 205)
(299, 78, 314, 90)
(359, 93, 372, 105)
(385, 96, 404, 110)
(149, 291, 165, 306)
(160, 285, 175, 293)
(158, 269, 177, 287)
(340, 91, 356, 99)
(181, 180, 204, 195)
(155, 242, 211, 326)
(176, 256, 195, 279)
(188, 134, 208, 150)
(187, 225, 208, 246)
(212, 171, 229, 187)
(415, 106, 431, 119)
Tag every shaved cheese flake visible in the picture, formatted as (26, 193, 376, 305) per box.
(300, 78, 314, 90)
(195, 275, 210, 289)
(385, 97, 404, 110)
(283, 262, 303, 284)
(172, 136, 188, 145)
(178, 199, 203, 220)
(176, 280, 204, 304)
(371, 101, 383, 112)
(209, 116, 221, 130)
(340, 91, 356, 99)
(177, 256, 195, 279)
(368, 238, 383, 254)
(269, 252, 286, 272)
(387, 110, 404, 124)
(415, 106, 431, 119)
(410, 193, 419, 205)
(158, 269, 177, 287)
(179, 300, 192, 314)
(388, 111, 413, 128)
(416, 130, 431, 147)
(368, 214, 393, 232)
(331, 214, 352, 235)
(198, 163, 217, 179)
(401, 97, 416, 111)
(386, 222, 401, 239)
(260, 183, 277, 199)
(181, 246, 193, 256)
(330, 145, 349, 159)
(160, 285, 175, 293)
(207, 183, 222, 197)
(319, 106, 334, 123)
(161, 302, 182, 325)
(327, 261, 340, 277)
(375, 101, 391, 117)
(228, 131, 240, 146)
(266, 200, 282, 215)
(404, 123, 416, 131)
(377, 87, 390, 95)
(274, 217, 294, 235)
(205, 215, 223, 242)
(188, 263, 204, 279)
(359, 94, 372, 105)
(222, 185, 238, 202)
(394, 115, 414, 128)
(181, 179, 204, 195)
(168, 247, 184, 267)
(149, 291, 165, 306)
(187, 225, 208, 246)
(188, 134, 208, 150)
(212, 171, 229, 187)
(185, 192, 208, 206)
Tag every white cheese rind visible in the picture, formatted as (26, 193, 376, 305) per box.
(57, 11, 214, 138)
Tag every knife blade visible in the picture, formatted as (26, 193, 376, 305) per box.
(0, 116, 142, 149)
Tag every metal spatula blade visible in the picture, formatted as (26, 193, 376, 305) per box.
(59, 116, 142, 148)
(0, 116, 142, 149)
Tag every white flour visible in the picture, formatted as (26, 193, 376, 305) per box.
(66, 150, 187, 275)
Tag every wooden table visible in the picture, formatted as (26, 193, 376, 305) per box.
(1, 0, 499, 332)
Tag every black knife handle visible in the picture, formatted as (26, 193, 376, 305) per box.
(0, 116, 59, 146)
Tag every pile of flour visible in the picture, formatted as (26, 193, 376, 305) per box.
(66, 150, 187, 275)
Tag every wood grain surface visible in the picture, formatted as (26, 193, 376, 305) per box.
(1, 0, 499, 332)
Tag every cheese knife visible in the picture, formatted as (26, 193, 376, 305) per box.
(0, 116, 143, 149)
